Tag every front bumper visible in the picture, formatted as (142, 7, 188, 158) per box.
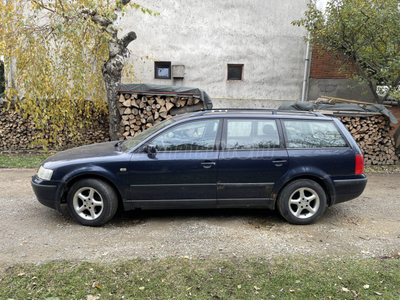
(333, 175, 368, 205)
(31, 175, 64, 211)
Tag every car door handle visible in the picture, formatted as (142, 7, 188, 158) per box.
(201, 161, 216, 169)
(272, 159, 287, 166)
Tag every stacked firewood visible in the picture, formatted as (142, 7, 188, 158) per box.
(117, 93, 203, 139)
(0, 99, 109, 151)
(336, 115, 398, 165)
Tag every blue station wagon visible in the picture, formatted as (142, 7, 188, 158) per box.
(32, 109, 367, 226)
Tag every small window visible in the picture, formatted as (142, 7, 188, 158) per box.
(225, 119, 280, 150)
(152, 119, 220, 152)
(154, 61, 171, 79)
(227, 64, 243, 81)
(283, 120, 348, 148)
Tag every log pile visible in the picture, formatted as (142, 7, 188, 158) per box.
(336, 115, 398, 165)
(117, 93, 203, 139)
(0, 99, 109, 151)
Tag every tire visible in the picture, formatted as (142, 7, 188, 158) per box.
(277, 179, 327, 225)
(67, 178, 118, 226)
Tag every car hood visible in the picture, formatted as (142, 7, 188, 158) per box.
(43, 141, 122, 166)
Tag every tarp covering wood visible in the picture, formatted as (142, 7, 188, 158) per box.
(278, 101, 398, 124)
(118, 83, 213, 109)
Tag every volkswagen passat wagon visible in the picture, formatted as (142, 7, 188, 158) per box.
(32, 109, 367, 226)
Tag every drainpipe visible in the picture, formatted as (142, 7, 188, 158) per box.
(301, 38, 311, 102)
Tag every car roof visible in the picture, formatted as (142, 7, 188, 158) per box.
(172, 109, 329, 120)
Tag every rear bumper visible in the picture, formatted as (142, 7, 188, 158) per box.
(333, 175, 368, 205)
(31, 175, 64, 211)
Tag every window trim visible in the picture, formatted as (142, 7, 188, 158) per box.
(154, 61, 172, 79)
(227, 64, 244, 81)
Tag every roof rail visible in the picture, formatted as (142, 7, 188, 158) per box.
(199, 108, 324, 117)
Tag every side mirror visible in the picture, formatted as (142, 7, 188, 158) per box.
(143, 144, 157, 154)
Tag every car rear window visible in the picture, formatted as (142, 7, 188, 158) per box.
(282, 120, 348, 148)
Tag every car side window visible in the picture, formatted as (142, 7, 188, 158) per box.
(225, 119, 280, 150)
(283, 120, 348, 148)
(151, 119, 220, 152)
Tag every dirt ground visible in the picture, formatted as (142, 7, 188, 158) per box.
(0, 169, 399, 267)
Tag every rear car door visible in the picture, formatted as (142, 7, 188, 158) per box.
(217, 118, 289, 208)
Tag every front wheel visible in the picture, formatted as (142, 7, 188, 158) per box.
(277, 179, 327, 225)
(67, 179, 118, 226)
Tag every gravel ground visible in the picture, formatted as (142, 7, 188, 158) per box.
(0, 169, 399, 267)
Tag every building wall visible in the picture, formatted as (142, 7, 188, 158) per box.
(119, 0, 310, 107)
(308, 47, 376, 102)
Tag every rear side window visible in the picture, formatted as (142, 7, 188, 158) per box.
(283, 120, 348, 148)
(225, 119, 280, 150)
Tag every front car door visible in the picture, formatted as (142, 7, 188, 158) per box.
(127, 118, 221, 209)
(217, 118, 289, 208)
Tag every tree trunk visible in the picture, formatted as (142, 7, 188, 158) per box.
(99, 1, 137, 141)
(102, 41, 135, 140)
(366, 80, 382, 104)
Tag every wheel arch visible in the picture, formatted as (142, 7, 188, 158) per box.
(60, 173, 124, 209)
(273, 174, 334, 209)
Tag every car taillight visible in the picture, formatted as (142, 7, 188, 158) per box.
(355, 154, 364, 175)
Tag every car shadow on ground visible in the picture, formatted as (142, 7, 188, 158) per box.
(109, 207, 283, 228)
(58, 202, 347, 228)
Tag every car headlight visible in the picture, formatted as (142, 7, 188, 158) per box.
(37, 166, 54, 180)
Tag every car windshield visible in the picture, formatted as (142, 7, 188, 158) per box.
(120, 118, 175, 152)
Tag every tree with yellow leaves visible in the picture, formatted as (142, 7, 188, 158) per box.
(0, 0, 156, 147)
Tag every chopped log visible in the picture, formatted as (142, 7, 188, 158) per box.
(124, 93, 130, 100)
(156, 97, 166, 106)
(187, 97, 194, 106)
(131, 99, 139, 108)
(169, 97, 178, 104)
(147, 115, 154, 124)
(166, 102, 174, 111)
(179, 99, 187, 107)
(123, 99, 131, 107)
(119, 94, 125, 102)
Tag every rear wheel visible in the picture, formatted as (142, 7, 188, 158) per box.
(277, 179, 327, 225)
(67, 179, 118, 226)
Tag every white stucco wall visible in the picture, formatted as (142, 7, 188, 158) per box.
(120, 0, 309, 107)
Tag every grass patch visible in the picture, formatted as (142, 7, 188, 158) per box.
(0, 154, 48, 168)
(1, 256, 399, 299)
